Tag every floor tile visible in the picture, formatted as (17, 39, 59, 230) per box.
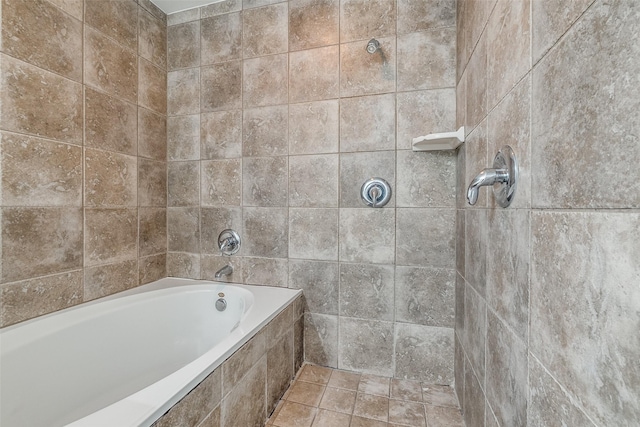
(299, 364, 334, 385)
(273, 401, 317, 427)
(287, 380, 326, 407)
(312, 409, 352, 427)
(349, 416, 388, 427)
(425, 404, 465, 427)
(388, 399, 426, 427)
(353, 393, 389, 422)
(319, 387, 357, 414)
(357, 374, 390, 396)
(328, 369, 361, 390)
(422, 385, 458, 408)
(390, 378, 423, 402)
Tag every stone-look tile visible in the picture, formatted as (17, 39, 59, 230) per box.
(395, 323, 454, 384)
(289, 0, 339, 51)
(273, 401, 316, 427)
(463, 356, 485, 427)
(243, 157, 287, 207)
(201, 111, 242, 159)
(340, 94, 395, 152)
(488, 75, 530, 209)
(397, 28, 455, 91)
(339, 151, 395, 208)
(389, 400, 426, 426)
(396, 151, 456, 208)
(85, 0, 138, 50)
(168, 8, 200, 26)
(243, 105, 288, 156)
(167, 21, 200, 70)
(201, 12, 242, 65)
(200, 207, 242, 254)
(397, 0, 456, 34)
(486, 209, 529, 340)
(286, 380, 325, 407)
(222, 359, 267, 427)
(358, 374, 390, 396)
(85, 88, 137, 156)
(294, 316, 304, 372)
(455, 212, 465, 276)
(202, 61, 242, 112)
(424, 404, 464, 427)
(167, 207, 200, 253)
(201, 254, 242, 283)
(289, 260, 338, 315)
(1, 132, 82, 206)
(0, 270, 82, 326)
(531, 212, 640, 424)
(243, 207, 288, 258)
(1, 55, 83, 144)
(340, 0, 395, 42)
(311, 409, 351, 427)
(390, 379, 422, 402)
(464, 119, 488, 207)
(85, 208, 137, 266)
(139, 253, 166, 285)
(138, 108, 167, 160)
(222, 331, 266, 394)
(487, 0, 531, 109)
(339, 263, 394, 321)
(138, 158, 167, 207)
(168, 162, 199, 206)
(455, 144, 466, 209)
(339, 318, 393, 376)
(463, 283, 486, 385)
(201, 0, 242, 18)
(167, 252, 201, 279)
(268, 332, 294, 414)
(298, 364, 333, 385)
(304, 313, 338, 367)
(155, 369, 221, 427)
(454, 272, 464, 333)
(84, 260, 138, 301)
(168, 115, 200, 160)
(289, 45, 339, 103)
(533, 1, 640, 209)
(340, 37, 396, 98)
(168, 68, 200, 116)
(138, 0, 166, 23)
(244, 257, 289, 287)
(353, 393, 389, 422)
(84, 27, 138, 104)
(456, 69, 466, 132)
(243, 0, 283, 8)
(463, 0, 496, 67)
(328, 370, 361, 391)
(528, 357, 596, 427)
(289, 155, 338, 207)
(2, 207, 82, 282)
(465, 32, 487, 131)
(138, 8, 167, 68)
(138, 59, 166, 115)
(456, 0, 467, 81)
(46, 0, 83, 20)
(1, 0, 82, 81)
(319, 387, 356, 414)
(201, 159, 242, 206)
(289, 100, 339, 155)
(198, 406, 221, 427)
(139, 208, 166, 257)
(85, 149, 137, 207)
(485, 311, 528, 427)
(267, 305, 294, 342)
(464, 208, 487, 295)
(453, 335, 463, 411)
(339, 209, 395, 265)
(396, 208, 456, 268)
(242, 2, 288, 58)
(349, 416, 387, 427)
(289, 209, 338, 261)
(395, 266, 455, 328)
(243, 54, 288, 108)
(397, 89, 455, 150)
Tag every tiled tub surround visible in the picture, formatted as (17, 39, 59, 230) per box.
(1, 277, 303, 427)
(167, 0, 458, 385)
(0, 0, 168, 326)
(455, 1, 640, 426)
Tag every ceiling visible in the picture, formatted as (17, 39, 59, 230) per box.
(150, 0, 223, 14)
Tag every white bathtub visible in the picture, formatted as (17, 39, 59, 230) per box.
(0, 277, 301, 427)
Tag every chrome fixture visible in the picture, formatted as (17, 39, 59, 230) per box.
(361, 178, 392, 208)
(215, 297, 227, 311)
(215, 264, 233, 279)
(366, 38, 380, 54)
(218, 229, 241, 255)
(467, 146, 518, 207)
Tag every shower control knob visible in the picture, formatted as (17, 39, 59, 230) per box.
(361, 178, 391, 208)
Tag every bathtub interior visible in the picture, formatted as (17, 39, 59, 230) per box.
(0, 284, 251, 427)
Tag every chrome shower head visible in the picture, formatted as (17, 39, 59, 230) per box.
(366, 38, 380, 54)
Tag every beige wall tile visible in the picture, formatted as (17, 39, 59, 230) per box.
(137, 0, 166, 23)
(138, 59, 167, 114)
(289, 0, 339, 51)
(168, 115, 200, 160)
(304, 313, 338, 367)
(84, 260, 138, 301)
(243, 157, 287, 207)
(201, 12, 242, 65)
(339, 209, 395, 264)
(242, 2, 288, 58)
(138, 107, 167, 160)
(138, 158, 167, 207)
(243, 207, 288, 258)
(200, 207, 242, 253)
(397, 0, 455, 34)
(397, 88, 455, 150)
(463, 356, 485, 427)
(289, 260, 339, 315)
(201, 110, 242, 159)
(139, 253, 166, 284)
(244, 256, 289, 287)
(340, 37, 396, 97)
(201, 0, 242, 18)
(395, 323, 454, 384)
(396, 208, 455, 268)
(167, 252, 201, 279)
(167, 207, 200, 252)
(85, 88, 137, 156)
(1, 132, 82, 206)
(85, 208, 137, 266)
(46, 0, 83, 20)
(339, 263, 394, 321)
(168, 68, 200, 115)
(201, 61, 242, 112)
(138, 8, 167, 69)
(465, 32, 487, 131)
(289, 154, 338, 207)
(464, 208, 487, 295)
(168, 8, 200, 26)
(339, 151, 395, 208)
(1, 0, 83, 81)
(396, 150, 456, 208)
(85, 149, 137, 207)
(85, 0, 138, 51)
(243, 105, 288, 156)
(201, 253, 244, 283)
(289, 45, 339, 103)
(139, 207, 167, 257)
(289, 100, 339, 155)
(340, 0, 396, 42)
(397, 28, 456, 91)
(243, 54, 288, 107)
(395, 266, 455, 327)
(340, 94, 395, 152)
(221, 359, 267, 427)
(168, 161, 200, 206)
(167, 21, 200, 70)
(463, 282, 486, 385)
(289, 208, 338, 261)
(339, 317, 394, 376)
(1, 54, 83, 144)
(202, 159, 242, 206)
(267, 332, 294, 413)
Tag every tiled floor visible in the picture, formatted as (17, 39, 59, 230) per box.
(266, 364, 465, 427)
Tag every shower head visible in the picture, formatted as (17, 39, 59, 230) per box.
(366, 38, 381, 54)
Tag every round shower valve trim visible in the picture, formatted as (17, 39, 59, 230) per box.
(361, 178, 392, 208)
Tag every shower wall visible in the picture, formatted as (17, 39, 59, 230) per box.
(455, 0, 640, 426)
(0, 0, 168, 327)
(166, 0, 458, 383)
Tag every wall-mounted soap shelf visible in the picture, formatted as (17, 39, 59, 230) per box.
(412, 126, 465, 151)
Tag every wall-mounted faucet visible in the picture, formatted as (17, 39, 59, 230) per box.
(214, 264, 233, 279)
(467, 146, 518, 207)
